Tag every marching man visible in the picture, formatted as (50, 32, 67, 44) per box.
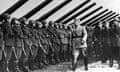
(72, 18, 88, 71)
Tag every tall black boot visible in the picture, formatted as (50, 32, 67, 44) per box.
(109, 58, 113, 67)
(72, 61, 77, 71)
(84, 57, 88, 71)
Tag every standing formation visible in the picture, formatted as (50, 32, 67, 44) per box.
(0, 13, 120, 72)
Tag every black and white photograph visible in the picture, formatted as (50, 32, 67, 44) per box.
(0, 0, 120, 72)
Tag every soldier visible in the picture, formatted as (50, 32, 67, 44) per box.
(35, 21, 49, 67)
(12, 18, 24, 72)
(61, 25, 69, 61)
(94, 22, 103, 61)
(72, 19, 88, 71)
(0, 22, 3, 61)
(100, 21, 110, 63)
(113, 17, 120, 69)
(0, 21, 4, 72)
(2, 13, 15, 72)
(47, 21, 59, 64)
(66, 25, 73, 61)
(104, 21, 113, 67)
(28, 20, 39, 71)
(56, 24, 66, 62)
(19, 17, 32, 72)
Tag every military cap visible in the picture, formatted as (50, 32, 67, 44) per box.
(2, 13, 10, 20)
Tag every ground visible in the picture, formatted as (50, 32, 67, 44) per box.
(32, 60, 120, 72)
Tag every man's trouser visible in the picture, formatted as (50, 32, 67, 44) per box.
(72, 47, 88, 70)
(0, 47, 3, 60)
(4, 45, 13, 72)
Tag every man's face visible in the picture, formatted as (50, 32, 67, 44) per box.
(98, 22, 103, 29)
(39, 23, 43, 28)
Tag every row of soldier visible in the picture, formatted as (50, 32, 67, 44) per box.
(88, 17, 120, 69)
(70, 16, 120, 71)
(1, 13, 120, 72)
(0, 13, 73, 72)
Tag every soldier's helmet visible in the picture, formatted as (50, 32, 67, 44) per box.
(11, 18, 20, 27)
(19, 17, 27, 25)
(55, 23, 59, 29)
(48, 21, 54, 26)
(29, 20, 35, 27)
(41, 20, 47, 26)
(36, 21, 43, 28)
(2, 13, 10, 20)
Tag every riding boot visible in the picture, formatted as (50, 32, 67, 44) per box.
(14, 60, 22, 72)
(84, 57, 88, 71)
(72, 62, 77, 71)
(109, 58, 113, 67)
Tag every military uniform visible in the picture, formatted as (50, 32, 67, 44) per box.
(2, 19, 15, 72)
(72, 25, 88, 71)
(18, 18, 32, 72)
(114, 22, 120, 69)
(0, 25, 3, 60)
(12, 19, 24, 71)
(47, 25, 59, 64)
(28, 23, 39, 70)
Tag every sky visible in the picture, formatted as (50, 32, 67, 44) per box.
(0, 0, 120, 24)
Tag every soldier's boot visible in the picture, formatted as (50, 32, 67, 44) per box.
(53, 54, 59, 64)
(56, 55, 61, 63)
(6, 61, 10, 72)
(117, 64, 120, 69)
(84, 57, 88, 71)
(72, 61, 77, 71)
(39, 61, 46, 69)
(21, 61, 30, 72)
(72, 55, 78, 71)
(44, 56, 49, 66)
(28, 58, 38, 71)
(109, 58, 113, 67)
(15, 60, 22, 72)
(49, 54, 56, 65)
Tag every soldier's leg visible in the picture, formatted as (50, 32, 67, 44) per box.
(117, 47, 120, 69)
(101, 43, 108, 63)
(28, 45, 38, 71)
(58, 44, 64, 62)
(0, 47, 2, 61)
(54, 45, 61, 63)
(35, 46, 46, 69)
(82, 47, 88, 70)
(72, 49, 80, 70)
(108, 46, 114, 67)
(23, 44, 31, 71)
(4, 46, 13, 72)
(14, 46, 22, 72)
(63, 44, 68, 61)
(67, 45, 72, 61)
(48, 47, 56, 65)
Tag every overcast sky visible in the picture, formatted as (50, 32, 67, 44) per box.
(0, 0, 120, 23)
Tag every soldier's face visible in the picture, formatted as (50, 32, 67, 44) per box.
(39, 24, 43, 28)
(98, 23, 102, 29)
